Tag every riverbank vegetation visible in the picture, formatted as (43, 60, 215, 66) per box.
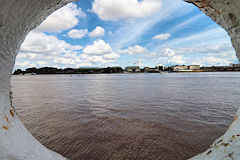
(13, 67, 124, 75)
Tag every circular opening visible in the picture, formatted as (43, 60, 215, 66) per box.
(9, 0, 240, 160)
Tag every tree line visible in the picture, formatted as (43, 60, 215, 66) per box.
(13, 67, 124, 75)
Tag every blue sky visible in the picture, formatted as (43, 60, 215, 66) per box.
(15, 0, 238, 69)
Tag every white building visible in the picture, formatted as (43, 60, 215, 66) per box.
(230, 63, 240, 67)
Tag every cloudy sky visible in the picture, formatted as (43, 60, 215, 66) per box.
(15, 0, 238, 69)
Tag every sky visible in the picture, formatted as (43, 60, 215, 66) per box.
(14, 0, 239, 70)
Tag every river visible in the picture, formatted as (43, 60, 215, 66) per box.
(11, 72, 240, 160)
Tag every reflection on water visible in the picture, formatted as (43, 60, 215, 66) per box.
(11, 72, 240, 160)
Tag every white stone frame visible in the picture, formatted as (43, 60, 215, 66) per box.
(0, 0, 239, 159)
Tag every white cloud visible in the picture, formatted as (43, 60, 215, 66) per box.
(147, 44, 236, 66)
(153, 33, 171, 40)
(16, 32, 93, 69)
(167, 55, 185, 65)
(136, 61, 148, 68)
(158, 47, 185, 65)
(67, 29, 88, 39)
(206, 56, 227, 65)
(89, 26, 105, 37)
(20, 32, 71, 55)
(35, 3, 86, 32)
(80, 40, 120, 64)
(91, 0, 162, 21)
(142, 46, 187, 66)
(80, 55, 110, 63)
(118, 45, 147, 55)
(156, 55, 186, 66)
(15, 61, 30, 67)
(68, 45, 83, 50)
(16, 34, 121, 69)
(83, 40, 112, 55)
(68, 26, 105, 39)
(15, 61, 37, 68)
(163, 47, 175, 57)
(109, 0, 188, 49)
(17, 53, 28, 59)
(103, 52, 120, 59)
(37, 61, 48, 66)
(174, 43, 234, 56)
(194, 56, 231, 66)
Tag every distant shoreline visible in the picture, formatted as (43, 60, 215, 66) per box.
(12, 70, 240, 76)
(13, 66, 240, 75)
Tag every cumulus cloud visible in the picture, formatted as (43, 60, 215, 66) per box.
(191, 56, 231, 67)
(162, 44, 237, 66)
(15, 61, 35, 68)
(147, 44, 236, 66)
(68, 45, 83, 50)
(67, 26, 105, 39)
(205, 56, 231, 66)
(89, 26, 105, 37)
(20, 32, 74, 55)
(67, 29, 88, 39)
(80, 40, 120, 64)
(35, 3, 86, 32)
(118, 45, 147, 55)
(163, 47, 175, 57)
(103, 52, 120, 59)
(155, 56, 186, 66)
(80, 55, 111, 63)
(135, 61, 148, 68)
(37, 61, 48, 66)
(16, 32, 91, 69)
(91, 0, 162, 21)
(166, 55, 185, 65)
(83, 40, 112, 55)
(153, 33, 171, 40)
(157, 47, 185, 65)
(16, 34, 121, 69)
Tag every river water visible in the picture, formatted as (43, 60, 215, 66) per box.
(11, 72, 240, 160)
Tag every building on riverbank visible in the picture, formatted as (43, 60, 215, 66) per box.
(188, 65, 200, 70)
(125, 66, 141, 72)
(230, 63, 240, 67)
(171, 65, 189, 71)
(144, 67, 160, 73)
(171, 65, 200, 71)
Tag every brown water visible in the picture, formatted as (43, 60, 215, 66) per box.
(11, 72, 240, 160)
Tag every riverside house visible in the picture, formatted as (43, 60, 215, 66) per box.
(125, 66, 141, 72)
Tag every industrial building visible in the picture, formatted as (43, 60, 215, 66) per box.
(171, 65, 200, 71)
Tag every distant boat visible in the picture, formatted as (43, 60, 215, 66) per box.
(31, 72, 36, 75)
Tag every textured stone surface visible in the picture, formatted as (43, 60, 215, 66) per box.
(0, 0, 239, 159)
(0, 0, 73, 159)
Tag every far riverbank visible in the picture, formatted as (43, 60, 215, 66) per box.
(13, 65, 240, 75)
